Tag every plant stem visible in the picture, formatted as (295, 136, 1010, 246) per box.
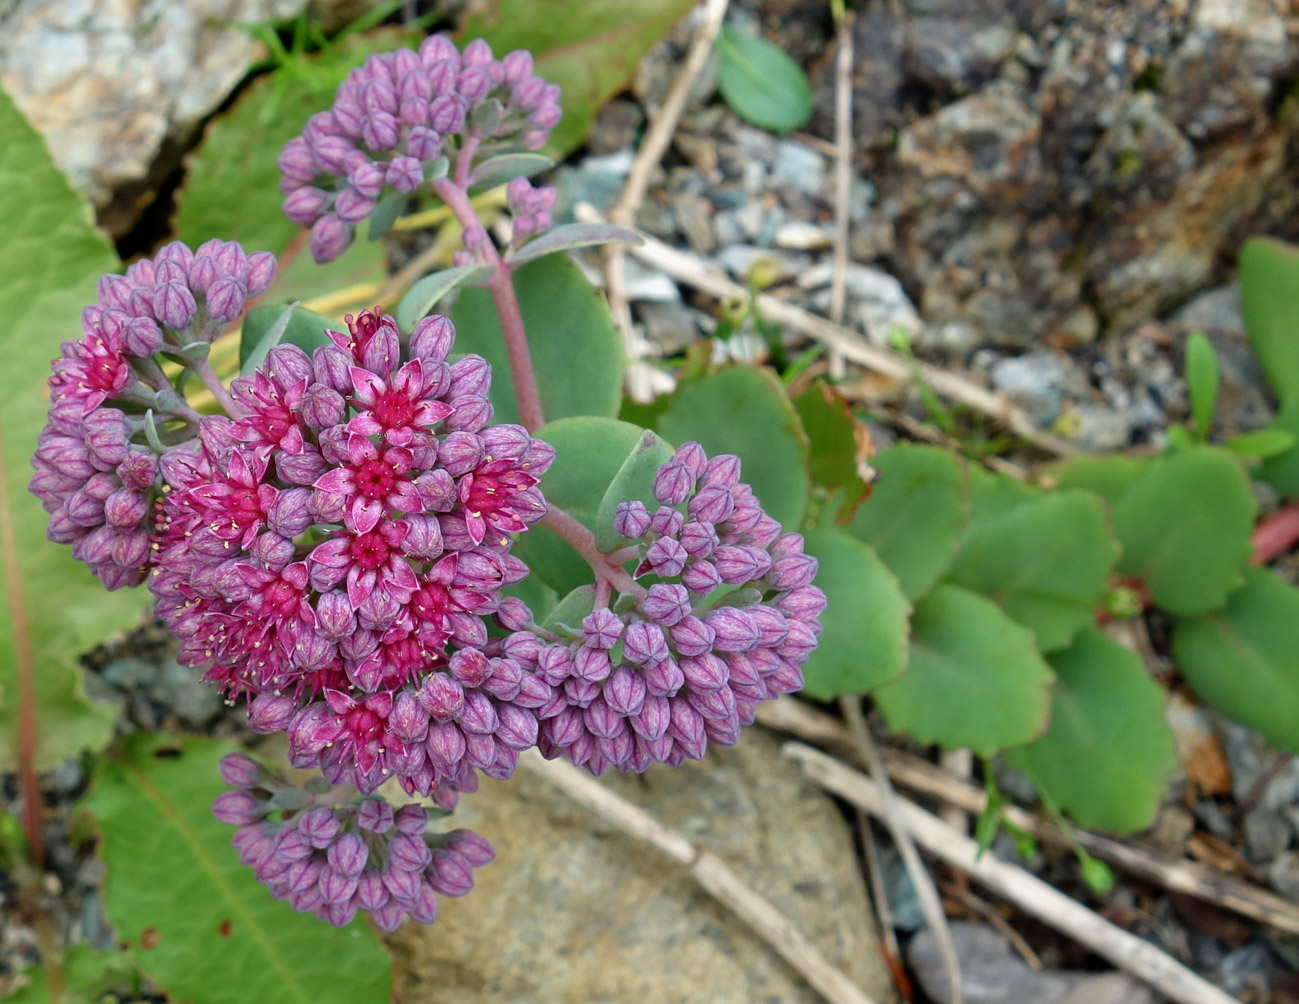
(191, 358, 245, 419)
(1252, 504, 1299, 565)
(542, 506, 645, 599)
(432, 176, 546, 431)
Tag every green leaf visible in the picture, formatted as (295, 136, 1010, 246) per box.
(793, 381, 872, 519)
(81, 734, 392, 1004)
(1185, 331, 1219, 441)
(964, 464, 1040, 532)
(6, 944, 136, 1004)
(0, 86, 147, 771)
(1005, 628, 1175, 833)
(1259, 398, 1299, 496)
(508, 222, 643, 268)
(396, 264, 494, 332)
(460, 0, 696, 156)
(518, 417, 645, 594)
(799, 528, 910, 699)
(657, 366, 810, 529)
(1225, 427, 1296, 460)
(541, 584, 597, 634)
(1111, 447, 1256, 616)
(594, 428, 674, 552)
(873, 584, 1054, 754)
(846, 444, 969, 601)
(469, 153, 554, 190)
(174, 28, 418, 254)
(1172, 566, 1299, 753)
(1046, 452, 1149, 508)
(238, 303, 339, 372)
(715, 25, 813, 134)
(450, 255, 623, 425)
(1240, 236, 1299, 403)
(367, 190, 410, 241)
(947, 491, 1119, 652)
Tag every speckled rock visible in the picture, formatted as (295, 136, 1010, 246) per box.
(387, 728, 894, 1004)
(0, 0, 304, 233)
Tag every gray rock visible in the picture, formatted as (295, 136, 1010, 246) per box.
(876, 845, 924, 932)
(388, 729, 894, 1004)
(1216, 940, 1281, 999)
(990, 350, 1088, 426)
(1268, 850, 1299, 901)
(0, 0, 302, 231)
(1243, 808, 1292, 863)
(1170, 284, 1244, 335)
(635, 301, 702, 356)
(152, 659, 224, 728)
(773, 221, 831, 251)
(100, 657, 157, 689)
(716, 244, 812, 285)
(1223, 721, 1278, 803)
(773, 141, 826, 200)
(805, 265, 921, 345)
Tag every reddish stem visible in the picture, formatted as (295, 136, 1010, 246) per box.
(1251, 504, 1299, 566)
(0, 422, 44, 867)
(541, 507, 645, 599)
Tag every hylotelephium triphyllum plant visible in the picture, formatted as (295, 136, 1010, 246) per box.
(30, 34, 825, 931)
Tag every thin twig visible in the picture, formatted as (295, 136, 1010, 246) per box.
(755, 698, 1299, 938)
(605, 0, 731, 393)
(938, 749, 973, 832)
(857, 816, 905, 982)
(838, 697, 961, 1004)
(785, 743, 1238, 1004)
(576, 205, 1076, 457)
(937, 878, 1043, 971)
(519, 750, 880, 1004)
(827, 4, 854, 381)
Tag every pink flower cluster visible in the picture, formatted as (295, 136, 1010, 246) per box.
(279, 35, 562, 263)
(150, 308, 553, 801)
(215, 753, 491, 930)
(30, 240, 276, 588)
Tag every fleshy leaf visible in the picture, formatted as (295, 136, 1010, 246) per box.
(1185, 331, 1219, 441)
(799, 528, 909, 699)
(396, 264, 494, 332)
(1111, 446, 1256, 616)
(6, 945, 135, 1004)
(873, 584, 1055, 754)
(237, 303, 338, 374)
(657, 366, 810, 529)
(715, 24, 813, 134)
(367, 190, 410, 241)
(1046, 453, 1149, 508)
(518, 418, 645, 594)
(81, 734, 392, 1004)
(469, 153, 554, 190)
(1225, 428, 1296, 460)
(793, 381, 873, 520)
(946, 491, 1119, 652)
(459, 0, 697, 156)
(1240, 236, 1299, 403)
(594, 428, 674, 552)
(0, 86, 145, 770)
(1006, 627, 1175, 833)
(845, 444, 968, 601)
(508, 223, 643, 268)
(1259, 398, 1299, 496)
(1172, 567, 1299, 753)
(450, 254, 624, 425)
(541, 584, 597, 634)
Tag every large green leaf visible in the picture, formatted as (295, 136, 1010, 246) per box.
(1006, 628, 1175, 833)
(174, 28, 418, 255)
(1111, 447, 1256, 616)
(846, 444, 968, 601)
(873, 585, 1054, 754)
(238, 304, 339, 373)
(450, 255, 623, 426)
(799, 528, 909, 699)
(657, 366, 810, 529)
(1046, 453, 1148, 509)
(518, 417, 644, 594)
(1259, 397, 1299, 497)
(793, 381, 872, 519)
(459, 0, 696, 156)
(0, 87, 146, 770)
(81, 734, 391, 1004)
(594, 428, 674, 553)
(947, 491, 1119, 652)
(1172, 567, 1299, 753)
(715, 24, 813, 134)
(1240, 236, 1299, 403)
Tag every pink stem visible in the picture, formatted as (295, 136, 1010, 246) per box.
(542, 507, 645, 599)
(454, 136, 480, 190)
(1252, 504, 1299, 565)
(192, 358, 245, 419)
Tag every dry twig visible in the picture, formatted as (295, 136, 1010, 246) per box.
(839, 697, 962, 1004)
(520, 750, 880, 1004)
(828, 2, 854, 381)
(937, 878, 1043, 971)
(755, 697, 1299, 938)
(576, 205, 1076, 457)
(785, 743, 1238, 1004)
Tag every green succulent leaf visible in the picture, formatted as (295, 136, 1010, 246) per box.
(450, 255, 624, 426)
(509, 223, 643, 268)
(238, 303, 338, 372)
(1225, 427, 1296, 460)
(1045, 453, 1149, 509)
(947, 491, 1119, 652)
(460, 0, 696, 156)
(468, 153, 554, 190)
(541, 584, 597, 635)
(1185, 331, 1219, 441)
(594, 428, 675, 553)
(519, 418, 646, 594)
(793, 381, 873, 520)
(657, 366, 810, 529)
(1111, 446, 1256, 616)
(0, 86, 148, 770)
(1259, 398, 1299, 496)
(715, 24, 813, 134)
(1240, 236, 1299, 403)
(1172, 566, 1299, 753)
(845, 443, 969, 601)
(397, 264, 495, 332)
(1006, 627, 1175, 833)
(367, 190, 410, 241)
(872, 584, 1055, 754)
(81, 734, 392, 1004)
(799, 528, 910, 699)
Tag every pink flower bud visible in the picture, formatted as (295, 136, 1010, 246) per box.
(653, 462, 695, 505)
(613, 500, 651, 538)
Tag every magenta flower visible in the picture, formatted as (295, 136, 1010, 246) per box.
(314, 435, 423, 534)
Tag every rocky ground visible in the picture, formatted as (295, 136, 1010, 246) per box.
(5, 0, 1299, 1001)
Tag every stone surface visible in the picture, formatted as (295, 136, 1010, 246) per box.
(388, 728, 894, 1004)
